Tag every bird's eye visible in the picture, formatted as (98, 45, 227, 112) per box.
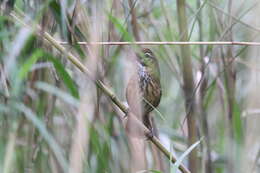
(145, 52, 152, 57)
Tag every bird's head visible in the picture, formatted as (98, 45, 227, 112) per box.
(136, 48, 157, 67)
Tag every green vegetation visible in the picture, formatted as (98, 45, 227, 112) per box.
(0, 0, 259, 173)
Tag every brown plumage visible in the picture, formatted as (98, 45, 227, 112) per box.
(126, 48, 161, 131)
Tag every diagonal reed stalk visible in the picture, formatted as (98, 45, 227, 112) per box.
(10, 10, 191, 173)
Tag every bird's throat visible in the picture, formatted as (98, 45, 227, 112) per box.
(138, 63, 160, 81)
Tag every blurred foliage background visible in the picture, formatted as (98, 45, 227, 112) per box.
(0, 0, 260, 173)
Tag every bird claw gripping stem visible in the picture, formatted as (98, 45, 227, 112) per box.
(145, 129, 154, 140)
(123, 108, 130, 119)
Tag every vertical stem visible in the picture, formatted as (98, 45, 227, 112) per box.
(196, 1, 213, 173)
(223, 1, 236, 172)
(225, 1, 235, 128)
(128, 0, 140, 41)
(127, 1, 146, 171)
(176, 0, 198, 172)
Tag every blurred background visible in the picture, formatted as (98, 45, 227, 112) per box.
(0, 0, 259, 173)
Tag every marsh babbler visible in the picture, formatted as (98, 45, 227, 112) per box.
(126, 48, 162, 133)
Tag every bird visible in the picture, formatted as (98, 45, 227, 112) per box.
(126, 48, 162, 134)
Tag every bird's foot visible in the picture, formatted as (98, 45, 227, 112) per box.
(123, 108, 130, 119)
(145, 128, 154, 140)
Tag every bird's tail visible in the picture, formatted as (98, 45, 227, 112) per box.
(143, 114, 159, 137)
(143, 113, 152, 131)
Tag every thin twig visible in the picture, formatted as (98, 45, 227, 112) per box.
(58, 41, 260, 46)
(207, 1, 260, 33)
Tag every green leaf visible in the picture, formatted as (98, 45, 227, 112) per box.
(232, 101, 243, 144)
(20, 35, 37, 56)
(172, 138, 203, 173)
(35, 82, 79, 107)
(49, 0, 67, 38)
(13, 49, 42, 96)
(49, 1, 61, 25)
(204, 79, 217, 108)
(45, 53, 79, 99)
(18, 49, 42, 81)
(14, 103, 68, 172)
(66, 16, 87, 43)
(107, 14, 133, 41)
(17, 48, 79, 99)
